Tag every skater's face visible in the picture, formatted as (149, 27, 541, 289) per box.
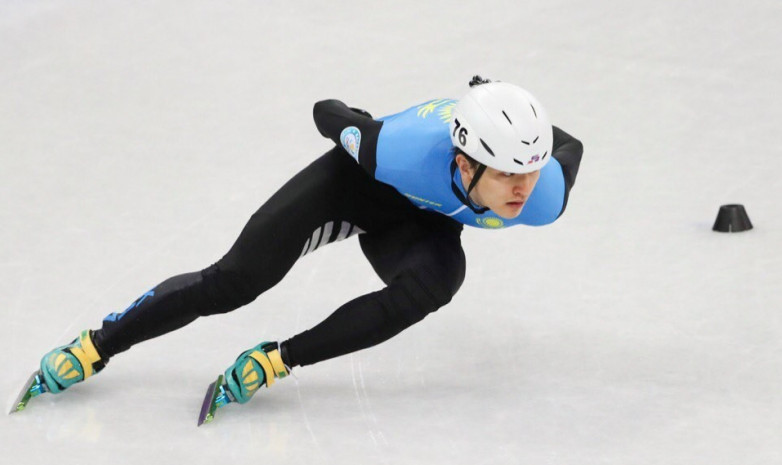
(455, 153, 540, 219)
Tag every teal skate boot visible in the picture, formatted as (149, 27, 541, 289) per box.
(40, 330, 106, 394)
(224, 341, 289, 404)
(197, 341, 289, 425)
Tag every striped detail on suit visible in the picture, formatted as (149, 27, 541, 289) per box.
(300, 221, 365, 257)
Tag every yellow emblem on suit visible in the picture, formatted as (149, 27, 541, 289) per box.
(477, 217, 504, 229)
(416, 99, 456, 122)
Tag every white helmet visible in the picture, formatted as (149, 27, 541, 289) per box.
(450, 81, 553, 174)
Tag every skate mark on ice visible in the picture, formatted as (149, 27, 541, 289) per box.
(350, 354, 388, 447)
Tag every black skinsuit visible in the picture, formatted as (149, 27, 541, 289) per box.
(92, 100, 582, 368)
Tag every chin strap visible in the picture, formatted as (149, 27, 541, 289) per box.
(466, 164, 487, 198)
(450, 161, 489, 214)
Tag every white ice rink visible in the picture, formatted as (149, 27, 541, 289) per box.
(2, 1, 781, 464)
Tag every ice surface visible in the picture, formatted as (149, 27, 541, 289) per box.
(1, 1, 780, 464)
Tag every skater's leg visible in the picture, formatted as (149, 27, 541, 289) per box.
(281, 214, 465, 367)
(92, 270, 216, 357)
(88, 149, 371, 359)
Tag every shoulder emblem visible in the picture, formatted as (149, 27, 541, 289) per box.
(340, 126, 361, 160)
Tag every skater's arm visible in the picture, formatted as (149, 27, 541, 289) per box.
(313, 99, 383, 176)
(551, 125, 583, 217)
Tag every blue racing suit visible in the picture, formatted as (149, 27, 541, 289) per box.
(313, 98, 583, 230)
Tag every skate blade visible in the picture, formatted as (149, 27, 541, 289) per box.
(197, 374, 225, 426)
(9, 371, 46, 414)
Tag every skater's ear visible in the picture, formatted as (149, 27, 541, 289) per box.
(454, 149, 479, 177)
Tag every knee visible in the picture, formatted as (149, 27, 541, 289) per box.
(197, 263, 261, 316)
(389, 264, 465, 324)
(422, 248, 466, 309)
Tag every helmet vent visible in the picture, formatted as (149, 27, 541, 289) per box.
(479, 139, 496, 157)
(533, 136, 539, 143)
(502, 111, 513, 125)
(513, 158, 525, 166)
(542, 151, 548, 160)
(530, 104, 538, 119)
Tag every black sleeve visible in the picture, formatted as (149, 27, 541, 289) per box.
(551, 125, 584, 217)
(313, 99, 383, 177)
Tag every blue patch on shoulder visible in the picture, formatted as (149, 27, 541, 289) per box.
(340, 126, 361, 160)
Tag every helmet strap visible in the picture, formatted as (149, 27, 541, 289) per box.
(466, 163, 487, 203)
(450, 160, 490, 214)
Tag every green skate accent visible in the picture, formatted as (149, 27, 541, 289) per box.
(9, 371, 48, 414)
(224, 342, 289, 404)
(198, 374, 228, 426)
(198, 342, 290, 426)
(39, 329, 105, 394)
